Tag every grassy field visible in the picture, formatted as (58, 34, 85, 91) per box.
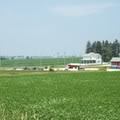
(0, 71, 120, 120)
(0, 57, 80, 67)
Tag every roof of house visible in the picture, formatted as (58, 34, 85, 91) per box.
(83, 52, 102, 58)
(111, 57, 120, 62)
(67, 63, 80, 66)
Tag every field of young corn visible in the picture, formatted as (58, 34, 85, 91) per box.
(0, 71, 120, 120)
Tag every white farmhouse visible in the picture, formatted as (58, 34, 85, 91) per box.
(81, 52, 102, 65)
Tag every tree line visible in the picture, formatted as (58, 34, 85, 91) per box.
(86, 39, 120, 62)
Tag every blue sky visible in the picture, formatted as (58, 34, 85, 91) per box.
(0, 0, 120, 56)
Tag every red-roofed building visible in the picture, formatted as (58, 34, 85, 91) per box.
(111, 57, 120, 69)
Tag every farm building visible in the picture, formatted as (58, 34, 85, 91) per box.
(81, 52, 102, 65)
(111, 57, 120, 69)
(66, 63, 80, 71)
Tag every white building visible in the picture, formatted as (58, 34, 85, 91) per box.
(81, 52, 102, 65)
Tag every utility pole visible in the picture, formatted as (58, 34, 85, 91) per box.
(40, 57, 42, 67)
(39, 56, 42, 67)
(0, 57, 1, 67)
(0, 49, 1, 67)
(64, 52, 66, 66)
(72, 55, 74, 63)
(57, 52, 59, 67)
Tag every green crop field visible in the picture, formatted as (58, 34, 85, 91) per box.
(0, 57, 80, 67)
(0, 71, 120, 120)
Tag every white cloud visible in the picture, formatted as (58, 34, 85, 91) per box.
(51, 3, 116, 16)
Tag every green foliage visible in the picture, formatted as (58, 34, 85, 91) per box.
(112, 39, 120, 57)
(0, 71, 120, 119)
(0, 57, 80, 67)
(86, 41, 92, 53)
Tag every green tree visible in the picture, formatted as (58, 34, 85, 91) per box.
(86, 41, 92, 53)
(91, 41, 97, 53)
(101, 40, 112, 62)
(96, 41, 102, 54)
(112, 39, 120, 57)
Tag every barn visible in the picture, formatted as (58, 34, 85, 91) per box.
(111, 57, 120, 69)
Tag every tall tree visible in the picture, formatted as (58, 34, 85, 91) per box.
(86, 41, 92, 53)
(96, 41, 102, 54)
(112, 39, 120, 57)
(91, 41, 97, 53)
